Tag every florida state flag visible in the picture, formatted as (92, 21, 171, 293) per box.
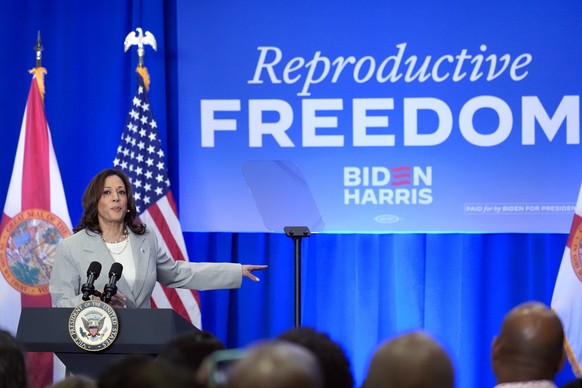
(552, 182, 582, 377)
(0, 67, 72, 387)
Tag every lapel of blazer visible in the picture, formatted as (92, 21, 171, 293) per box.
(129, 230, 151, 306)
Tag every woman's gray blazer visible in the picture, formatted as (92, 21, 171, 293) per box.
(49, 228, 242, 308)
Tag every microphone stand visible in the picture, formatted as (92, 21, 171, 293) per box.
(81, 288, 102, 301)
(284, 226, 311, 328)
(81, 280, 102, 301)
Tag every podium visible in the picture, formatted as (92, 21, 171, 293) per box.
(16, 307, 199, 378)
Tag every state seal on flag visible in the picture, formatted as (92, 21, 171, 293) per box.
(570, 216, 582, 282)
(69, 300, 119, 351)
(0, 209, 71, 295)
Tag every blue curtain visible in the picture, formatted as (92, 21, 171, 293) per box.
(0, 2, 577, 387)
(187, 232, 575, 387)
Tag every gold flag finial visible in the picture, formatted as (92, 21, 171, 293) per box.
(34, 31, 43, 68)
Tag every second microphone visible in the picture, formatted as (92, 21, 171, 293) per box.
(102, 262, 123, 304)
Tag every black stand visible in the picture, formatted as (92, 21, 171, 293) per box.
(284, 226, 311, 328)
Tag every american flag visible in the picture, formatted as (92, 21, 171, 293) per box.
(113, 71, 201, 327)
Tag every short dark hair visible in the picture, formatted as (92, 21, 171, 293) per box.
(0, 329, 27, 388)
(97, 355, 191, 388)
(278, 327, 354, 388)
(157, 330, 226, 373)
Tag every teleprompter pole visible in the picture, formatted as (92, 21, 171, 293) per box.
(284, 226, 311, 328)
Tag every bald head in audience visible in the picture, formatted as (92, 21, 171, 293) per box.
(492, 301, 565, 384)
(227, 340, 322, 388)
(363, 331, 454, 388)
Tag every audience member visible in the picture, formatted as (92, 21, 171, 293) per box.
(0, 329, 27, 388)
(363, 330, 454, 388)
(204, 348, 245, 388)
(97, 355, 191, 388)
(227, 340, 323, 388)
(157, 330, 225, 387)
(278, 326, 354, 388)
(491, 301, 565, 387)
(50, 376, 97, 388)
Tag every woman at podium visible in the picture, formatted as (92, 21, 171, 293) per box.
(49, 169, 266, 308)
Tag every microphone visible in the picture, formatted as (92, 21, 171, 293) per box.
(102, 263, 123, 304)
(81, 261, 102, 301)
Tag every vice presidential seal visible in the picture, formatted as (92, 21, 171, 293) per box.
(0, 209, 71, 295)
(69, 300, 119, 351)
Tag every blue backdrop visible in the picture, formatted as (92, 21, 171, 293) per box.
(176, 0, 582, 234)
(0, 1, 578, 387)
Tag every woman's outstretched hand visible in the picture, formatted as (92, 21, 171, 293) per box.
(242, 264, 268, 281)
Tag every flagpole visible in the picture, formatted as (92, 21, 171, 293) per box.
(30, 32, 47, 100)
(34, 31, 43, 68)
